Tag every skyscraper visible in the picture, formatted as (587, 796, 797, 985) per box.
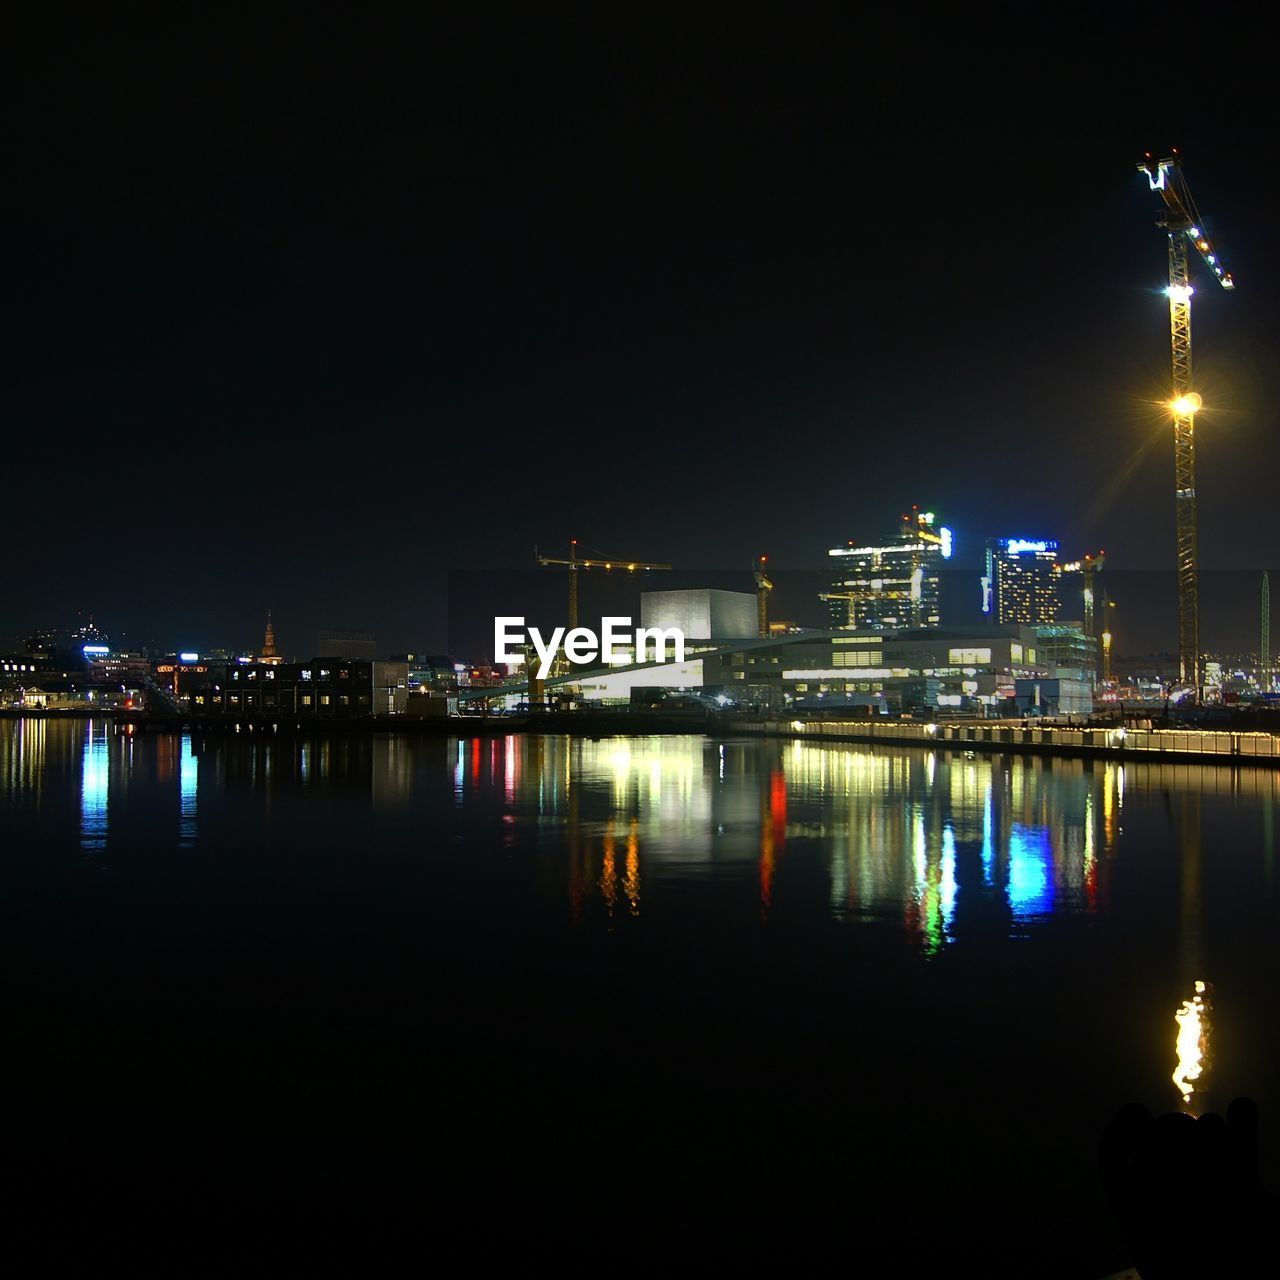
(983, 538, 1062, 625)
(823, 508, 953, 631)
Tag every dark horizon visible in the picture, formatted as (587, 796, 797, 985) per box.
(8, 11, 1279, 657)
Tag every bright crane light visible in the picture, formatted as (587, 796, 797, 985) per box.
(1171, 392, 1203, 415)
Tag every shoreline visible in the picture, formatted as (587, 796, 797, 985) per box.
(6, 707, 1280, 769)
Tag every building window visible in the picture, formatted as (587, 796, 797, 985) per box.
(229, 694, 240, 705)
(1010, 643, 1024, 663)
(339, 695, 350, 706)
(948, 647, 992, 665)
(320, 694, 331, 706)
(300, 669, 312, 681)
(301, 694, 312, 707)
(319, 669, 330, 679)
(834, 650, 883, 668)
(264, 669, 275, 680)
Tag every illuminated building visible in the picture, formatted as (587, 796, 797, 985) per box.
(823, 508, 953, 630)
(1033, 624, 1097, 683)
(190, 659, 410, 717)
(259, 611, 283, 665)
(639, 589, 757, 641)
(984, 538, 1062, 625)
(521, 624, 1092, 716)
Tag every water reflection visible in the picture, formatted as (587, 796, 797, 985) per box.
(8, 725, 1280, 965)
(179, 733, 198, 848)
(1173, 979, 1211, 1106)
(80, 721, 110, 851)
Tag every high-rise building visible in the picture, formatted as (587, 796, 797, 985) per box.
(984, 538, 1062, 625)
(823, 508, 953, 631)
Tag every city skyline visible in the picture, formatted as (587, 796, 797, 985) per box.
(7, 13, 1279, 660)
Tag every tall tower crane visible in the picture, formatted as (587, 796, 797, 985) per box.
(1138, 151, 1235, 691)
(1059, 551, 1105, 677)
(536, 540, 672, 631)
(754, 555, 773, 639)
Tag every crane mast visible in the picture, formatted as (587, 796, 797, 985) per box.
(1139, 152, 1235, 692)
(754, 556, 773, 639)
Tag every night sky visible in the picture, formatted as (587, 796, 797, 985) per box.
(8, 10, 1279, 658)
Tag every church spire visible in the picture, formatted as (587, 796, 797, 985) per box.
(262, 611, 279, 661)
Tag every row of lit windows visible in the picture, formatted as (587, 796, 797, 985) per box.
(833, 650, 883, 667)
(194, 692, 371, 707)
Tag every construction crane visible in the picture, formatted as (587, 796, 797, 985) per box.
(1101, 597, 1117, 686)
(754, 555, 773, 639)
(1139, 150, 1236, 692)
(1059, 550, 1105, 670)
(536, 540, 672, 631)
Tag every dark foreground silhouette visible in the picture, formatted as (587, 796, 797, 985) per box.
(1100, 1097, 1278, 1278)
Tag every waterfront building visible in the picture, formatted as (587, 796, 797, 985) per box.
(984, 538, 1062, 625)
(1034, 623, 1097, 681)
(639, 589, 757, 641)
(553, 624, 1090, 716)
(823, 508, 952, 631)
(187, 659, 409, 718)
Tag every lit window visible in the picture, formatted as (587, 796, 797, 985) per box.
(320, 694, 331, 706)
(339, 695, 349, 706)
(319, 669, 330, 679)
(948, 648, 992, 665)
(300, 670, 312, 681)
(301, 694, 312, 706)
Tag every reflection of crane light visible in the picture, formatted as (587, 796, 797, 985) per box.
(1173, 980, 1210, 1106)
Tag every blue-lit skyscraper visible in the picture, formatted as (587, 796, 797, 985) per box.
(983, 537, 1062, 625)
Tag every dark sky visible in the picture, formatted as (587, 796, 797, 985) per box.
(7, 9, 1278, 658)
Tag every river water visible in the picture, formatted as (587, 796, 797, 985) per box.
(4, 718, 1278, 1273)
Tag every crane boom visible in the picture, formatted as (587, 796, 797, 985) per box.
(1138, 152, 1235, 692)
(536, 539, 672, 630)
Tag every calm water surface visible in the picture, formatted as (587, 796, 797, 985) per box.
(5, 718, 1280, 1272)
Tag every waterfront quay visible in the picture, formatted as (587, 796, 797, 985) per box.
(743, 715, 1280, 767)
(90, 704, 1280, 769)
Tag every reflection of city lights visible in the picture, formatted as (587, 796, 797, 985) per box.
(1008, 823, 1054, 918)
(1173, 980, 1210, 1107)
(179, 732, 198, 848)
(81, 722, 109, 851)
